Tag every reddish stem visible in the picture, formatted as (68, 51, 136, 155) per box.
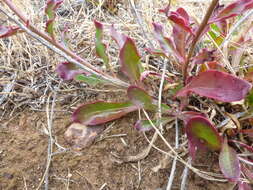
(182, 0, 219, 84)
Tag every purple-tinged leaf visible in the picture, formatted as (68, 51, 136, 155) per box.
(238, 182, 252, 190)
(192, 49, 216, 64)
(210, 0, 253, 23)
(127, 86, 170, 111)
(168, 8, 194, 35)
(65, 122, 104, 150)
(135, 118, 172, 132)
(186, 116, 222, 159)
(119, 37, 142, 84)
(72, 101, 137, 126)
(176, 70, 252, 102)
(56, 62, 88, 80)
(219, 138, 240, 182)
(0, 25, 19, 38)
(172, 24, 187, 61)
(45, 0, 63, 38)
(94, 21, 110, 68)
(110, 25, 127, 48)
(127, 86, 156, 111)
(179, 111, 205, 124)
(152, 23, 184, 62)
(145, 48, 168, 58)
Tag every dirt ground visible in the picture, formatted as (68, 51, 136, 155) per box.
(0, 109, 232, 190)
(0, 0, 251, 189)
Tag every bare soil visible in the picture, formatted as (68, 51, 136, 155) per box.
(0, 107, 232, 190)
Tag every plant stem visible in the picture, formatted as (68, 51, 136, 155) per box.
(2, 0, 129, 88)
(182, 0, 219, 84)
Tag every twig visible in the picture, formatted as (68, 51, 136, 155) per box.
(158, 61, 167, 133)
(99, 183, 107, 190)
(180, 158, 192, 190)
(0, 73, 16, 105)
(183, 0, 218, 83)
(35, 91, 57, 190)
(166, 119, 179, 190)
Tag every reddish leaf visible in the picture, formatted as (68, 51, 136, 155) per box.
(145, 48, 168, 58)
(210, 0, 253, 23)
(45, 0, 63, 38)
(192, 49, 216, 65)
(186, 116, 222, 159)
(219, 138, 240, 182)
(72, 101, 137, 126)
(152, 23, 184, 62)
(94, 21, 110, 68)
(172, 24, 187, 61)
(168, 8, 194, 35)
(176, 70, 252, 102)
(0, 25, 19, 38)
(179, 111, 206, 124)
(127, 86, 170, 111)
(119, 37, 142, 84)
(127, 86, 156, 111)
(56, 62, 88, 80)
(65, 123, 104, 150)
(110, 25, 127, 48)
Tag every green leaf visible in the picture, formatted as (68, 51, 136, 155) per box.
(246, 88, 253, 110)
(219, 138, 240, 182)
(94, 21, 110, 68)
(185, 116, 222, 159)
(72, 101, 137, 125)
(127, 86, 156, 111)
(127, 86, 170, 112)
(119, 37, 142, 84)
(45, 0, 63, 38)
(75, 74, 107, 86)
